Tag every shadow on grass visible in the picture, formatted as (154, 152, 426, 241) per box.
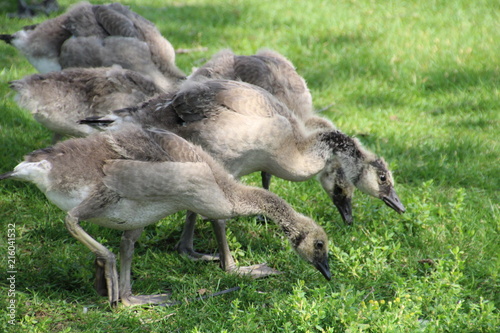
(300, 30, 390, 90)
(361, 132, 499, 193)
(0, 2, 245, 49)
(422, 68, 500, 92)
(113, 2, 247, 52)
(0, 1, 22, 16)
(448, 117, 498, 130)
(0, 105, 52, 171)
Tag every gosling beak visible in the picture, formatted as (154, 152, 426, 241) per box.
(382, 188, 405, 214)
(332, 193, 353, 225)
(314, 258, 332, 281)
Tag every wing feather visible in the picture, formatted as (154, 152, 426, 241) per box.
(102, 160, 213, 199)
(172, 80, 277, 123)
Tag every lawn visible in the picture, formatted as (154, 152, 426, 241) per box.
(0, 0, 498, 332)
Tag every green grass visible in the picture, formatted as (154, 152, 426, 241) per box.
(0, 0, 499, 331)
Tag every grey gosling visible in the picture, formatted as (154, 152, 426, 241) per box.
(0, 124, 331, 306)
(10, 66, 163, 141)
(189, 49, 314, 123)
(6, 47, 386, 224)
(0, 2, 185, 91)
(189, 49, 405, 223)
(81, 79, 404, 277)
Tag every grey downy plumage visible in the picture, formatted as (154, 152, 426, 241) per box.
(0, 123, 331, 306)
(82, 79, 404, 277)
(10, 66, 163, 141)
(0, 2, 185, 91)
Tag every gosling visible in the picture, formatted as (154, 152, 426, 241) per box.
(0, 2, 185, 91)
(10, 66, 163, 141)
(189, 49, 382, 224)
(0, 124, 331, 306)
(81, 79, 404, 277)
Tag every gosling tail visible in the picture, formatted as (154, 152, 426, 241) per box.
(0, 171, 14, 180)
(78, 116, 116, 127)
(0, 34, 14, 44)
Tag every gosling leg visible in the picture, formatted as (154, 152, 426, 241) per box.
(119, 228, 170, 306)
(52, 132, 63, 144)
(211, 219, 282, 278)
(175, 211, 219, 261)
(64, 213, 119, 306)
(261, 171, 272, 190)
(255, 171, 273, 223)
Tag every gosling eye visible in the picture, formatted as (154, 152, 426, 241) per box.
(315, 241, 324, 250)
(379, 174, 387, 182)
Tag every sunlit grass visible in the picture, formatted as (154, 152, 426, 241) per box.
(0, 0, 499, 331)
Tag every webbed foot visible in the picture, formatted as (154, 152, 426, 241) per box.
(95, 257, 119, 306)
(231, 263, 282, 279)
(121, 293, 172, 306)
(175, 244, 220, 261)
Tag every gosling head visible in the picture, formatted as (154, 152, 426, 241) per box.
(288, 218, 331, 281)
(318, 158, 355, 225)
(355, 158, 405, 214)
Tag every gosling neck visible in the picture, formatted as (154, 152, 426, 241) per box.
(234, 187, 310, 247)
(317, 130, 366, 184)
